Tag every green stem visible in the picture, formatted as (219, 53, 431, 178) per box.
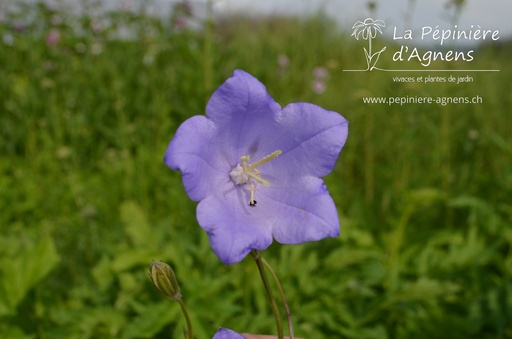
(177, 299, 193, 339)
(261, 257, 294, 339)
(387, 203, 414, 291)
(251, 250, 284, 339)
(203, 0, 213, 102)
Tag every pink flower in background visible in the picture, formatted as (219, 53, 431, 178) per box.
(311, 79, 327, 94)
(278, 54, 290, 68)
(311, 66, 329, 94)
(13, 21, 26, 33)
(313, 66, 329, 80)
(91, 20, 102, 33)
(173, 17, 187, 29)
(172, 0, 193, 29)
(45, 29, 60, 46)
(276, 54, 290, 77)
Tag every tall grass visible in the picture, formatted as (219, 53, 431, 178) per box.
(0, 2, 511, 338)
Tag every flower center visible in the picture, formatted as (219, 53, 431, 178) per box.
(229, 150, 282, 206)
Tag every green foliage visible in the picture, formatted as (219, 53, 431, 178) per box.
(1, 1, 511, 338)
(0, 235, 59, 337)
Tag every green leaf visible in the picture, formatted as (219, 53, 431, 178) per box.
(112, 249, 162, 273)
(91, 255, 114, 292)
(123, 301, 178, 339)
(0, 236, 60, 314)
(324, 248, 381, 269)
(392, 277, 460, 303)
(71, 307, 126, 339)
(0, 325, 35, 339)
(120, 201, 154, 248)
(406, 188, 445, 206)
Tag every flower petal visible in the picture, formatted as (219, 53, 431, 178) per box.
(198, 176, 339, 263)
(262, 176, 340, 244)
(213, 328, 245, 339)
(164, 115, 225, 201)
(268, 102, 348, 179)
(197, 189, 274, 265)
(206, 70, 283, 165)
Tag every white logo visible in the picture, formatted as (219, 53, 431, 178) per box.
(351, 18, 387, 71)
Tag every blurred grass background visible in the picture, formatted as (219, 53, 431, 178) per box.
(0, 1, 511, 338)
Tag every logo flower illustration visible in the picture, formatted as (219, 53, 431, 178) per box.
(165, 70, 348, 265)
(351, 18, 387, 71)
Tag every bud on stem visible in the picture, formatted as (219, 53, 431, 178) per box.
(148, 260, 181, 300)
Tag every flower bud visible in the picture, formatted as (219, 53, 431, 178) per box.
(149, 260, 181, 300)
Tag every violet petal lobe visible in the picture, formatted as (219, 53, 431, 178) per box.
(206, 69, 283, 165)
(164, 115, 224, 202)
(261, 176, 340, 244)
(272, 102, 348, 178)
(197, 191, 274, 265)
(212, 328, 245, 339)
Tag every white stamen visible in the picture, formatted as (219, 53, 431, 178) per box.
(229, 150, 282, 206)
(229, 164, 248, 185)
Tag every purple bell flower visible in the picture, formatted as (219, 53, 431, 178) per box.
(165, 70, 348, 265)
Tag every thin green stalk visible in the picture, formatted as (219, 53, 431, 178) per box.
(261, 257, 294, 339)
(251, 250, 284, 339)
(387, 203, 414, 290)
(177, 299, 193, 339)
(440, 109, 453, 228)
(364, 109, 374, 204)
(203, 0, 214, 102)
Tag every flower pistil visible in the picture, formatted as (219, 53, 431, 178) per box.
(229, 150, 282, 206)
